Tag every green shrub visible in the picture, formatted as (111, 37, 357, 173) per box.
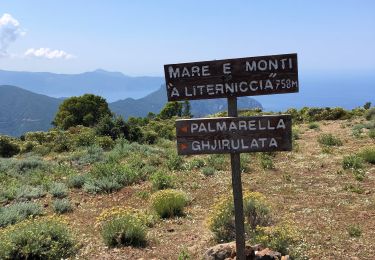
(342, 155, 364, 170)
(83, 177, 122, 194)
(344, 184, 364, 194)
(142, 131, 158, 144)
(308, 122, 320, 129)
(83, 162, 144, 194)
(186, 158, 206, 170)
(208, 192, 271, 242)
(95, 136, 115, 150)
(21, 141, 36, 153)
(369, 129, 375, 139)
(71, 126, 96, 147)
(252, 222, 299, 256)
(78, 145, 104, 165)
(207, 154, 226, 171)
(52, 199, 73, 214)
(14, 158, 49, 174)
(83, 163, 129, 194)
(347, 224, 362, 237)
(0, 202, 43, 228)
(0, 216, 77, 259)
(150, 171, 175, 190)
(101, 214, 147, 247)
(178, 248, 191, 260)
(167, 153, 184, 171)
(353, 169, 365, 181)
(292, 127, 300, 140)
(202, 166, 216, 176)
(49, 182, 69, 198)
(52, 132, 71, 152)
(317, 134, 343, 146)
(365, 107, 375, 120)
(359, 147, 375, 164)
(260, 153, 274, 170)
(16, 185, 46, 201)
(0, 136, 20, 158)
(151, 189, 188, 218)
(67, 174, 86, 188)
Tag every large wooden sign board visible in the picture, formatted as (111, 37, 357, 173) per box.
(164, 53, 298, 101)
(176, 115, 292, 155)
(163, 53, 298, 260)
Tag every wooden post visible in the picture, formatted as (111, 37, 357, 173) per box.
(227, 96, 246, 260)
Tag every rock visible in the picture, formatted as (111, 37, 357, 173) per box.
(203, 241, 255, 260)
(281, 256, 290, 260)
(167, 228, 175, 232)
(255, 248, 282, 259)
(43, 202, 49, 208)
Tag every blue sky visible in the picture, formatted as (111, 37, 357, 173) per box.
(0, 0, 374, 76)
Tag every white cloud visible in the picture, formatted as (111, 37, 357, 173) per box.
(24, 48, 74, 59)
(0, 13, 24, 57)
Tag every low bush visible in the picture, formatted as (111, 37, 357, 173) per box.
(95, 136, 115, 150)
(0, 202, 43, 228)
(101, 214, 147, 248)
(49, 182, 69, 198)
(0, 216, 77, 259)
(167, 153, 184, 171)
(308, 122, 320, 129)
(150, 189, 188, 218)
(365, 107, 375, 120)
(78, 145, 104, 165)
(83, 177, 122, 194)
(13, 157, 49, 174)
(202, 166, 216, 176)
(208, 192, 272, 242)
(359, 147, 375, 164)
(0, 136, 20, 158)
(251, 222, 299, 256)
(207, 154, 226, 171)
(83, 162, 145, 194)
(342, 155, 364, 170)
(52, 199, 73, 214)
(369, 129, 375, 139)
(16, 185, 46, 201)
(259, 153, 274, 170)
(186, 158, 205, 170)
(347, 224, 362, 237)
(150, 171, 175, 190)
(67, 174, 86, 188)
(317, 134, 343, 146)
(142, 131, 158, 144)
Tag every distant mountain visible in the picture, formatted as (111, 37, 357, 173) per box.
(0, 85, 262, 136)
(0, 69, 164, 102)
(0, 85, 63, 136)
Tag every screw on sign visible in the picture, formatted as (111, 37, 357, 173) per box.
(163, 53, 298, 260)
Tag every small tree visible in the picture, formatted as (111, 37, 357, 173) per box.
(159, 102, 183, 119)
(53, 94, 112, 130)
(364, 102, 371, 110)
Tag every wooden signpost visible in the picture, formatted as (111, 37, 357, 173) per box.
(176, 115, 292, 155)
(164, 53, 298, 260)
(164, 53, 298, 101)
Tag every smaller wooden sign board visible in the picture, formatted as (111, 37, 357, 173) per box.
(176, 115, 292, 155)
(164, 53, 298, 101)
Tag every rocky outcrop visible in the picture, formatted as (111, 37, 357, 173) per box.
(203, 241, 288, 260)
